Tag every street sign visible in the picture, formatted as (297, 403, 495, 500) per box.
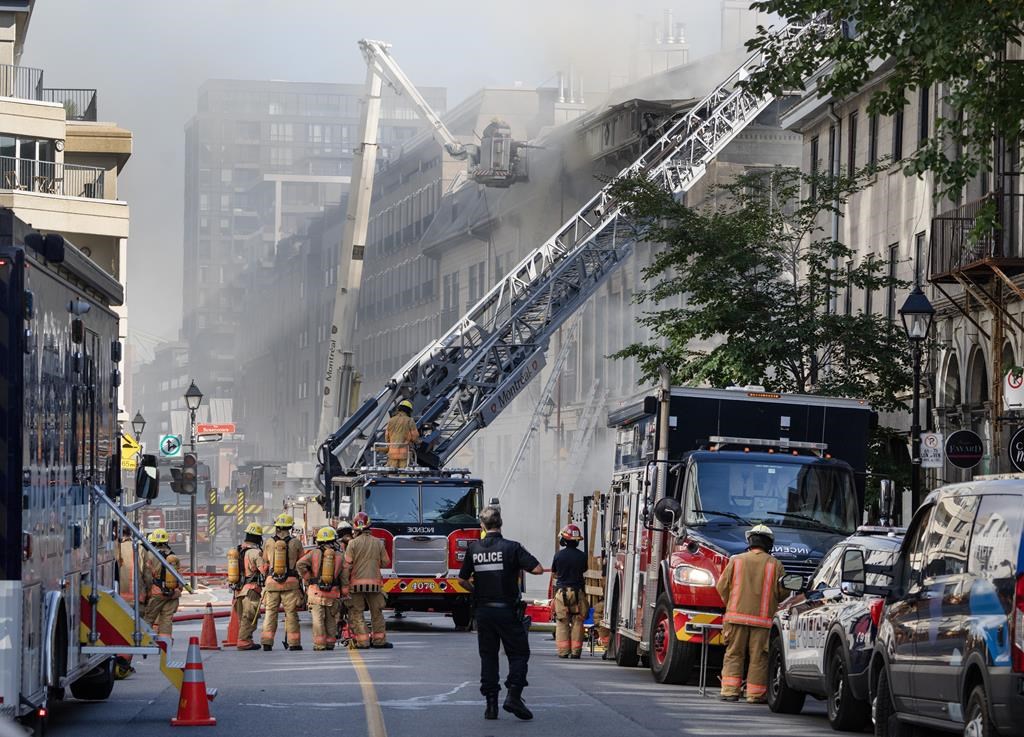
(197, 422, 236, 434)
(159, 434, 183, 457)
(1009, 427, 1024, 472)
(1005, 369, 1024, 410)
(120, 456, 137, 471)
(920, 432, 944, 469)
(944, 429, 984, 469)
(121, 433, 141, 457)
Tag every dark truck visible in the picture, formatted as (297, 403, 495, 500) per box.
(601, 386, 875, 684)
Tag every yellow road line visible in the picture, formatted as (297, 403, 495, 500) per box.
(349, 646, 387, 737)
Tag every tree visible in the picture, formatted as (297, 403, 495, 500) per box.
(744, 1, 1024, 202)
(610, 165, 912, 412)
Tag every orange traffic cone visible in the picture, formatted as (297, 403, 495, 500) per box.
(198, 604, 221, 651)
(170, 636, 217, 727)
(221, 604, 239, 648)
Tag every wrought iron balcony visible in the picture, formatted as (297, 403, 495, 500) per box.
(0, 64, 97, 120)
(929, 192, 1024, 283)
(0, 155, 105, 198)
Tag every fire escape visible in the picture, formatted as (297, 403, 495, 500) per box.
(929, 186, 1024, 469)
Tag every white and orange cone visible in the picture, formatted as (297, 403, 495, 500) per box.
(170, 636, 217, 727)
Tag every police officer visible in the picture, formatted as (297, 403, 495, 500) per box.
(552, 523, 587, 658)
(458, 506, 543, 721)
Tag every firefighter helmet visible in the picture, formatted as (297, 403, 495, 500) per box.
(244, 522, 264, 536)
(353, 512, 371, 530)
(274, 513, 295, 529)
(316, 526, 337, 543)
(745, 524, 775, 543)
(560, 524, 583, 542)
(398, 399, 414, 413)
(147, 528, 169, 544)
(336, 522, 354, 537)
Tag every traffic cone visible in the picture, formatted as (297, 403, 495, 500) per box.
(170, 637, 217, 727)
(221, 604, 239, 648)
(198, 604, 221, 651)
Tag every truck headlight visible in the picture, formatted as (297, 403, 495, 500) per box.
(673, 565, 715, 587)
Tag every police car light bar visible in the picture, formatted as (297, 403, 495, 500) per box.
(708, 436, 828, 451)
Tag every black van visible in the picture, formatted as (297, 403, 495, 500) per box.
(840, 480, 1024, 736)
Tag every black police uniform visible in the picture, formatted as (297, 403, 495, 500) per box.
(459, 532, 540, 697)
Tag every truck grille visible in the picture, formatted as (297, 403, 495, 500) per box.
(392, 537, 447, 577)
(779, 557, 821, 584)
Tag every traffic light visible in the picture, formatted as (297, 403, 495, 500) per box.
(168, 466, 183, 494)
(181, 453, 198, 495)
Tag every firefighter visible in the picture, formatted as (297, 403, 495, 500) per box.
(261, 513, 305, 651)
(336, 521, 354, 546)
(335, 521, 355, 643)
(141, 529, 182, 637)
(552, 523, 587, 658)
(298, 527, 345, 650)
(384, 399, 419, 468)
(115, 526, 137, 679)
(342, 512, 392, 648)
(230, 522, 267, 651)
(458, 506, 544, 721)
(715, 524, 786, 703)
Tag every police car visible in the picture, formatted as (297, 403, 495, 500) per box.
(767, 526, 903, 731)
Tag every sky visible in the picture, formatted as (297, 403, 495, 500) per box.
(21, 0, 734, 348)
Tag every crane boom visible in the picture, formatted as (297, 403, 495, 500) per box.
(318, 16, 830, 493)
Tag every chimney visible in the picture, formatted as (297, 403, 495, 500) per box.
(665, 8, 675, 44)
(558, 71, 565, 103)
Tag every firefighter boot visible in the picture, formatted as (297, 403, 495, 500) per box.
(503, 687, 533, 721)
(484, 694, 499, 720)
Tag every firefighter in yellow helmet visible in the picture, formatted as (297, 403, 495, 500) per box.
(141, 529, 182, 637)
(230, 523, 267, 651)
(716, 524, 786, 703)
(342, 512, 392, 648)
(297, 527, 345, 650)
(261, 513, 305, 650)
(384, 399, 419, 468)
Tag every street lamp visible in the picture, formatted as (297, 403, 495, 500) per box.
(899, 286, 935, 512)
(131, 410, 146, 440)
(183, 380, 203, 588)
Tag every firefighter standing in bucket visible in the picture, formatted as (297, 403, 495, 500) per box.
(141, 529, 182, 637)
(298, 526, 345, 650)
(552, 523, 588, 659)
(228, 522, 267, 651)
(715, 524, 786, 703)
(384, 399, 419, 468)
(261, 513, 305, 651)
(343, 512, 393, 648)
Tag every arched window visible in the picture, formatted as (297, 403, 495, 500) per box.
(968, 349, 989, 406)
(943, 354, 962, 407)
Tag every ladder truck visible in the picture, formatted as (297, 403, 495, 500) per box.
(316, 15, 831, 625)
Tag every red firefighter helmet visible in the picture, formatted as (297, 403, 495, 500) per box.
(560, 524, 583, 542)
(353, 512, 371, 530)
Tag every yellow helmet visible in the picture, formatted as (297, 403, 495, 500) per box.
(244, 522, 264, 536)
(274, 513, 294, 529)
(148, 528, 169, 544)
(315, 526, 337, 543)
(398, 399, 414, 413)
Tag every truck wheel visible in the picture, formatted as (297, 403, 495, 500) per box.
(767, 636, 805, 714)
(649, 594, 696, 684)
(614, 631, 639, 667)
(964, 684, 995, 737)
(872, 666, 910, 737)
(826, 651, 868, 732)
(452, 606, 473, 631)
(69, 658, 115, 701)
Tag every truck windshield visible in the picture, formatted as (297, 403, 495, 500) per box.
(685, 460, 858, 534)
(422, 485, 480, 525)
(363, 483, 420, 523)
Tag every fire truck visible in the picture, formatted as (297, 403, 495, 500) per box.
(601, 385, 874, 683)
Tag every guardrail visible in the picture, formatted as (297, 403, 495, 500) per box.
(0, 155, 105, 198)
(42, 87, 98, 121)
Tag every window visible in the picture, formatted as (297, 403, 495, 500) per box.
(917, 85, 930, 148)
(844, 261, 853, 315)
(968, 495, 1023, 614)
(868, 113, 879, 166)
(422, 485, 480, 524)
(270, 147, 293, 167)
(863, 255, 874, 314)
(809, 545, 845, 590)
(886, 244, 898, 321)
(914, 231, 926, 285)
(901, 504, 935, 588)
(847, 111, 858, 173)
(220, 169, 232, 184)
(828, 124, 837, 179)
(269, 123, 293, 143)
(893, 108, 904, 160)
(923, 495, 979, 578)
(809, 136, 820, 201)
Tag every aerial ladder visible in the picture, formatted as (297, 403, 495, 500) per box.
(316, 39, 530, 446)
(317, 16, 831, 502)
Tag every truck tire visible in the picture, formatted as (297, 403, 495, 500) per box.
(826, 650, 868, 732)
(452, 605, 473, 631)
(649, 594, 697, 684)
(69, 658, 115, 701)
(964, 684, 995, 737)
(873, 666, 911, 737)
(614, 631, 639, 667)
(767, 635, 805, 714)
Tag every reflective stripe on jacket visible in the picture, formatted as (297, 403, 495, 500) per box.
(715, 548, 785, 628)
(343, 533, 389, 592)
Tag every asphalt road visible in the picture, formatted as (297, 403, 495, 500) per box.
(43, 613, 845, 737)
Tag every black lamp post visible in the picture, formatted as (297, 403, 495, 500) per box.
(183, 380, 203, 587)
(131, 411, 146, 440)
(899, 286, 935, 511)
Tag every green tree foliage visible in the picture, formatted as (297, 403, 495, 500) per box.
(744, 1, 1024, 200)
(610, 166, 911, 412)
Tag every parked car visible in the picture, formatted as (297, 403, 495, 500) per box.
(840, 480, 1024, 736)
(768, 526, 904, 731)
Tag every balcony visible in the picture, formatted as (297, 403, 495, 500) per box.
(0, 64, 97, 121)
(929, 192, 1024, 284)
(0, 155, 104, 198)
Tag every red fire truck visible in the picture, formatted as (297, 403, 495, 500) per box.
(601, 386, 874, 683)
